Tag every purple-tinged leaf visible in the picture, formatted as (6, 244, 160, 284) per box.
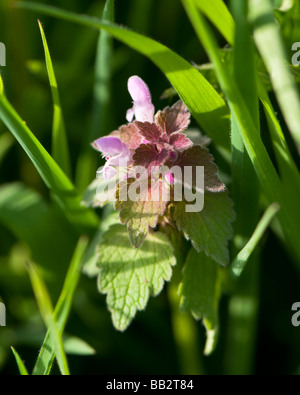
(133, 144, 169, 171)
(155, 100, 191, 135)
(175, 145, 225, 193)
(169, 132, 193, 150)
(115, 178, 168, 248)
(111, 123, 142, 150)
(134, 121, 162, 143)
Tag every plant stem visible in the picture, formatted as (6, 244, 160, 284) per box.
(168, 275, 205, 375)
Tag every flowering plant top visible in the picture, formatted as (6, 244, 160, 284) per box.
(87, 76, 234, 265)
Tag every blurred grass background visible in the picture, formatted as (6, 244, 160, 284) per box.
(0, 0, 300, 375)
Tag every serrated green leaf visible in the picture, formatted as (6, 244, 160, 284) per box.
(179, 249, 222, 355)
(115, 178, 168, 248)
(97, 224, 176, 331)
(173, 192, 235, 265)
(82, 176, 116, 208)
(82, 208, 120, 278)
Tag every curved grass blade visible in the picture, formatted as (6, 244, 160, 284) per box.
(182, 0, 300, 266)
(26, 261, 70, 375)
(14, 1, 231, 149)
(0, 183, 77, 281)
(38, 20, 72, 177)
(226, 0, 260, 375)
(11, 347, 29, 376)
(193, 0, 300, 263)
(75, 0, 115, 192)
(33, 236, 88, 375)
(0, 132, 14, 165)
(232, 202, 280, 277)
(0, 73, 3, 94)
(250, 0, 300, 155)
(193, 0, 299, 190)
(0, 93, 99, 233)
(192, 0, 235, 44)
(182, 0, 281, 201)
(90, 0, 114, 142)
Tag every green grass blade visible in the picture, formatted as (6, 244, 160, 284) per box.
(33, 236, 88, 375)
(90, 0, 114, 142)
(182, 0, 281, 201)
(232, 202, 280, 277)
(195, 0, 300, 260)
(0, 73, 3, 94)
(38, 20, 72, 177)
(226, 0, 260, 375)
(62, 335, 96, 356)
(0, 183, 77, 282)
(75, 0, 115, 192)
(249, 0, 300, 155)
(14, 1, 231, 149)
(196, 0, 300, 193)
(26, 261, 70, 375)
(192, 0, 235, 44)
(11, 347, 29, 376)
(231, 0, 260, 239)
(0, 132, 14, 165)
(182, 0, 300, 266)
(0, 93, 99, 232)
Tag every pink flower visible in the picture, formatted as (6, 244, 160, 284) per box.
(92, 136, 131, 180)
(126, 76, 155, 123)
(165, 171, 175, 185)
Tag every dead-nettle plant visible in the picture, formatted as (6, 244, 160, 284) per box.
(83, 76, 235, 334)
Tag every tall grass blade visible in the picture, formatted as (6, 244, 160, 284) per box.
(15, 1, 231, 149)
(182, 0, 300, 267)
(33, 236, 88, 375)
(38, 20, 72, 177)
(11, 347, 29, 376)
(249, 0, 300, 155)
(0, 93, 99, 232)
(75, 0, 115, 192)
(26, 261, 70, 375)
(232, 202, 280, 277)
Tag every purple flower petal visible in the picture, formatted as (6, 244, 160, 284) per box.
(133, 103, 155, 123)
(98, 165, 117, 180)
(92, 136, 124, 156)
(165, 172, 175, 185)
(126, 107, 135, 123)
(126, 76, 155, 123)
(128, 76, 152, 104)
(107, 150, 131, 166)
